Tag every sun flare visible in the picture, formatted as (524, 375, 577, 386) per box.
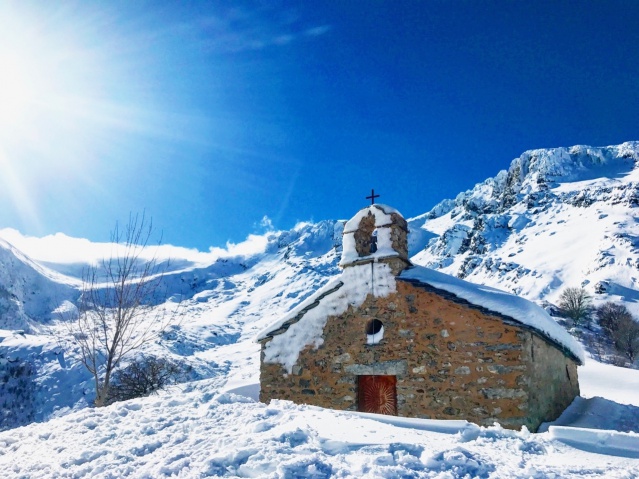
(0, 50, 41, 128)
(0, 3, 110, 231)
(0, 2, 220, 240)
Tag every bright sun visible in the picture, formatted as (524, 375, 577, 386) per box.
(0, 51, 40, 129)
(0, 2, 106, 230)
(0, 3, 111, 154)
(0, 3, 64, 142)
(0, 2, 175, 233)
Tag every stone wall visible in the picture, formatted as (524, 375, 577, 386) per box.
(260, 279, 579, 431)
(527, 334, 580, 428)
(387, 212, 409, 262)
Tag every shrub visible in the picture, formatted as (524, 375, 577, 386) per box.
(594, 301, 639, 365)
(611, 314, 639, 363)
(596, 302, 633, 335)
(105, 356, 185, 405)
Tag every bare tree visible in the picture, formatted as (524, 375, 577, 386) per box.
(73, 213, 177, 406)
(596, 302, 633, 335)
(558, 287, 592, 327)
(611, 314, 639, 363)
(592, 302, 639, 366)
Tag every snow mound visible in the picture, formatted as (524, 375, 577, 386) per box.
(549, 426, 639, 459)
(543, 396, 639, 433)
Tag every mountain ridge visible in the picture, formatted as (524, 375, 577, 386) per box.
(409, 141, 639, 314)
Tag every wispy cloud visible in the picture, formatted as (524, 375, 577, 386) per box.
(258, 215, 275, 231)
(304, 25, 331, 37)
(176, 4, 331, 54)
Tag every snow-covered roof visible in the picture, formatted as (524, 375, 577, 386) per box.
(399, 266, 584, 364)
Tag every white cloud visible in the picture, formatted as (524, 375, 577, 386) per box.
(258, 215, 274, 231)
(304, 25, 331, 37)
(0, 227, 271, 269)
(224, 234, 269, 257)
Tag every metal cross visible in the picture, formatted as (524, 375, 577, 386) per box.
(366, 189, 380, 205)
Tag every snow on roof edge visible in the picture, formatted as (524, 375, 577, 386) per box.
(399, 266, 584, 364)
(255, 278, 345, 341)
(257, 263, 399, 372)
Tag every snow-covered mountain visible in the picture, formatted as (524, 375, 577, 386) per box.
(410, 141, 639, 314)
(0, 237, 77, 332)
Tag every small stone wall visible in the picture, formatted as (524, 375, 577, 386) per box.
(387, 212, 409, 262)
(528, 334, 580, 427)
(353, 214, 377, 257)
(260, 279, 579, 431)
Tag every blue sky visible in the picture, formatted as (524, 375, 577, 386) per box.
(1, 1, 638, 250)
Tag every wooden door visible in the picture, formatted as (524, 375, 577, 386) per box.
(358, 375, 397, 415)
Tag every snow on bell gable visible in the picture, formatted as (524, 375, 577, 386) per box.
(258, 202, 583, 432)
(339, 203, 412, 275)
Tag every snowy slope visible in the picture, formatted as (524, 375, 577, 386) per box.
(0, 238, 77, 332)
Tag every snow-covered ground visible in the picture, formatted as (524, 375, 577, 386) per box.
(1, 320, 638, 478)
(0, 363, 638, 478)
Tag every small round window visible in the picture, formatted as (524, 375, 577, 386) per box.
(366, 319, 384, 345)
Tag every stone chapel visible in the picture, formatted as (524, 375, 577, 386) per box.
(257, 203, 583, 431)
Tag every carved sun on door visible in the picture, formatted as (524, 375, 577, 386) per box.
(358, 375, 397, 415)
